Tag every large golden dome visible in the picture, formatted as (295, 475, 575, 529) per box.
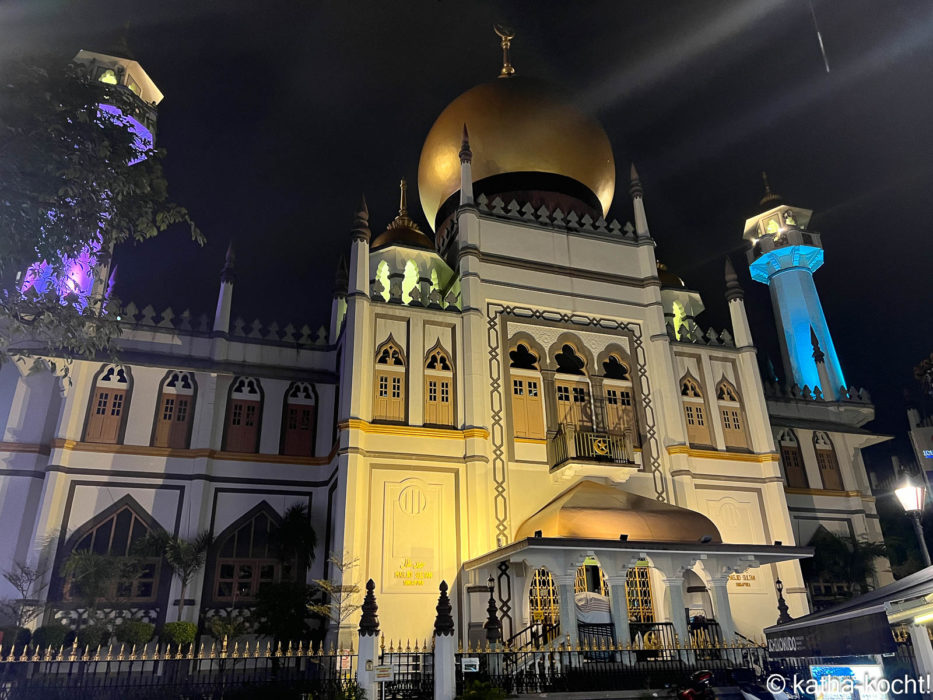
(418, 77, 616, 231)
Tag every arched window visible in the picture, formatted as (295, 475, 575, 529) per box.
(777, 429, 808, 488)
(529, 568, 559, 624)
(153, 371, 196, 449)
(554, 344, 592, 429)
(716, 379, 749, 450)
(281, 382, 316, 456)
(509, 344, 545, 439)
(424, 344, 454, 427)
(209, 505, 286, 604)
(373, 337, 406, 422)
(814, 432, 843, 490)
(680, 376, 712, 446)
(60, 496, 162, 604)
(84, 364, 131, 444)
(224, 377, 262, 453)
(625, 562, 656, 623)
(603, 355, 639, 446)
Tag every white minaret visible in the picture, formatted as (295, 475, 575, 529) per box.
(724, 257, 753, 348)
(212, 243, 235, 334)
(459, 124, 473, 206)
(630, 164, 650, 239)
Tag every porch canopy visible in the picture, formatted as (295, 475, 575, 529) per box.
(462, 482, 811, 646)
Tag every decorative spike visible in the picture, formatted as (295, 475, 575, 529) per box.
(629, 163, 644, 198)
(351, 195, 371, 243)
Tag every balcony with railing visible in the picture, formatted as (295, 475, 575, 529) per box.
(545, 396, 638, 472)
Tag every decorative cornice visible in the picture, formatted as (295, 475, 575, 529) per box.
(666, 445, 779, 463)
(338, 419, 488, 440)
(50, 438, 335, 465)
(784, 486, 865, 498)
(0, 441, 51, 455)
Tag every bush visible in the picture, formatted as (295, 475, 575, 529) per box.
(76, 625, 110, 650)
(336, 679, 367, 700)
(0, 626, 31, 650)
(459, 680, 507, 700)
(114, 620, 154, 646)
(161, 621, 197, 646)
(32, 624, 67, 650)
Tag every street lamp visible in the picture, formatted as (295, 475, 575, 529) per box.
(775, 578, 793, 624)
(895, 474, 931, 568)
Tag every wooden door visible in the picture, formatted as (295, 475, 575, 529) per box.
(226, 399, 260, 452)
(85, 388, 126, 443)
(282, 404, 315, 456)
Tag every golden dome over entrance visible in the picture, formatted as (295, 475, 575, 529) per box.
(514, 481, 723, 544)
(417, 76, 616, 231)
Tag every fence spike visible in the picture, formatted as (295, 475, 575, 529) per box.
(286, 641, 293, 656)
(175, 644, 184, 660)
(275, 641, 283, 658)
(221, 635, 229, 658)
(380, 634, 386, 653)
(457, 639, 463, 653)
(232, 641, 240, 659)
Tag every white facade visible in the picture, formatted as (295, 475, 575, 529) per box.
(0, 49, 892, 646)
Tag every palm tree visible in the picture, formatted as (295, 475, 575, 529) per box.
(137, 531, 213, 622)
(804, 527, 888, 597)
(62, 551, 121, 629)
(272, 503, 317, 577)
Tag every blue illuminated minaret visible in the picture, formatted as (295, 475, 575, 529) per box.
(744, 173, 846, 400)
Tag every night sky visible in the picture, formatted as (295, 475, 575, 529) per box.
(5, 0, 932, 474)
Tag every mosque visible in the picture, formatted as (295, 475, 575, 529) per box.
(0, 35, 891, 646)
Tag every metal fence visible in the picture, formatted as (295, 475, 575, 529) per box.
(456, 637, 769, 695)
(378, 638, 433, 700)
(0, 637, 358, 700)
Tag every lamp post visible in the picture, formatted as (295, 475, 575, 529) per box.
(483, 575, 502, 644)
(895, 474, 931, 568)
(775, 578, 793, 624)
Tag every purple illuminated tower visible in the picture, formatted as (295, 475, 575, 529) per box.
(20, 50, 163, 307)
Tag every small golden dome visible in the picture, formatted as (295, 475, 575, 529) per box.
(657, 262, 686, 288)
(371, 178, 435, 251)
(515, 481, 722, 543)
(418, 77, 616, 231)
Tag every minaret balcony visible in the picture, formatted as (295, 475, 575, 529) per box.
(546, 423, 637, 473)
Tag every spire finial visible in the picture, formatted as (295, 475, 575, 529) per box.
(724, 257, 744, 301)
(398, 178, 408, 216)
(629, 163, 643, 198)
(810, 326, 825, 363)
(759, 171, 784, 209)
(220, 242, 236, 283)
(351, 195, 371, 243)
(459, 124, 472, 164)
(494, 24, 516, 78)
(434, 581, 455, 637)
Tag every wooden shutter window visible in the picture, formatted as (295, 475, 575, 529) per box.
(85, 365, 130, 444)
(224, 377, 262, 453)
(815, 437, 843, 490)
(282, 383, 316, 457)
(153, 372, 196, 449)
(781, 445, 808, 488)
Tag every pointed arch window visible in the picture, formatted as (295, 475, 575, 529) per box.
(209, 505, 286, 603)
(224, 377, 262, 453)
(814, 432, 843, 490)
(373, 338, 406, 422)
(716, 379, 749, 450)
(680, 376, 712, 446)
(603, 355, 639, 446)
(509, 344, 545, 439)
(60, 498, 162, 604)
(424, 345, 454, 427)
(85, 364, 131, 444)
(153, 371, 196, 449)
(282, 382, 316, 456)
(777, 429, 808, 488)
(554, 344, 592, 429)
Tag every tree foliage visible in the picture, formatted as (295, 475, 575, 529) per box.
(308, 552, 361, 629)
(0, 562, 46, 628)
(135, 530, 212, 621)
(802, 527, 888, 595)
(0, 54, 202, 366)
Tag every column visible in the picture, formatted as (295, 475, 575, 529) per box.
(909, 624, 933, 687)
(607, 574, 631, 649)
(709, 577, 736, 643)
(555, 574, 578, 647)
(663, 575, 688, 647)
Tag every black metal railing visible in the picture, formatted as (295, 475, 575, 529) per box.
(506, 621, 559, 651)
(457, 641, 769, 696)
(379, 643, 433, 700)
(547, 424, 636, 469)
(0, 638, 357, 700)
